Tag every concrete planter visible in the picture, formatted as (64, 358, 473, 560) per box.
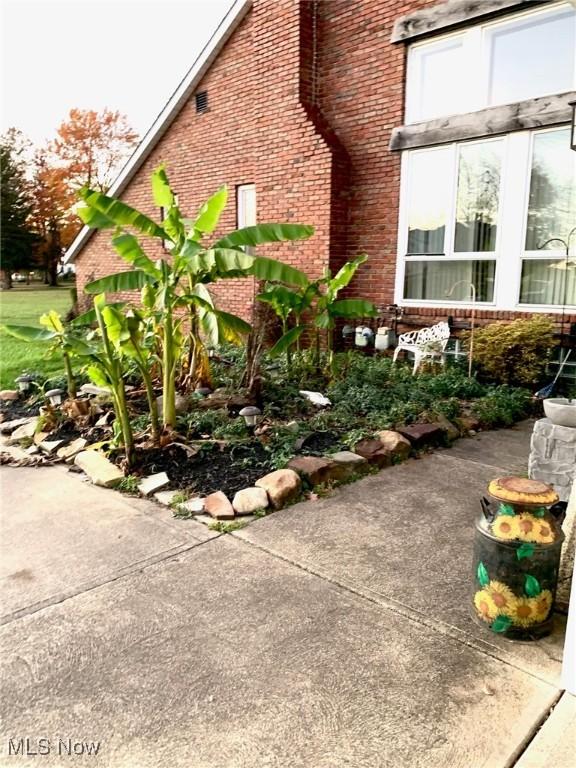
(543, 398, 576, 428)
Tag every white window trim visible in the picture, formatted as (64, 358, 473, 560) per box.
(406, 1, 576, 124)
(394, 126, 576, 314)
(237, 183, 256, 229)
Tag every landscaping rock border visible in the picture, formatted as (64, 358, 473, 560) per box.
(1, 415, 478, 530)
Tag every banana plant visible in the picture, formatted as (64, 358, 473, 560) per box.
(2, 310, 94, 398)
(85, 295, 135, 467)
(94, 302, 161, 446)
(258, 254, 377, 371)
(77, 166, 315, 428)
(256, 279, 318, 365)
(313, 254, 378, 369)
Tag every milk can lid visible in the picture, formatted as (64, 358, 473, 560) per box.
(488, 476, 558, 507)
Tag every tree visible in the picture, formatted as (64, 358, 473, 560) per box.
(51, 108, 139, 192)
(28, 150, 78, 286)
(0, 129, 38, 289)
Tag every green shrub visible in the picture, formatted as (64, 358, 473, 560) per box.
(472, 387, 532, 428)
(463, 317, 554, 386)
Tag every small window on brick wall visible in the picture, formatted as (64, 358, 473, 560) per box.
(195, 91, 208, 113)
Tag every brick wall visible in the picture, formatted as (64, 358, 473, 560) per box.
(74, 0, 576, 335)
(75, 0, 337, 321)
(313, 0, 575, 334)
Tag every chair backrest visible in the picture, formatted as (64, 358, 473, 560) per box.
(415, 321, 450, 347)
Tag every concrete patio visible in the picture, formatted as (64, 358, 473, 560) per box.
(0, 421, 574, 767)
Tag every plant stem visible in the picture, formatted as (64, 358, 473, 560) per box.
(63, 352, 77, 399)
(162, 309, 176, 428)
(95, 300, 134, 466)
(134, 348, 160, 445)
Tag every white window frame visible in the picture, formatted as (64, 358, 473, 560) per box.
(406, 1, 576, 124)
(394, 125, 576, 313)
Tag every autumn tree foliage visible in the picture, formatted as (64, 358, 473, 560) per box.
(51, 108, 139, 192)
(1, 110, 138, 288)
(29, 150, 79, 286)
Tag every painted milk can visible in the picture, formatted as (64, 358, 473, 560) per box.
(472, 477, 565, 639)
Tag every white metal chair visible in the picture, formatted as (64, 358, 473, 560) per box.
(392, 321, 450, 375)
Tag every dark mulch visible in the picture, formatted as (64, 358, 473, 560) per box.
(49, 422, 83, 442)
(131, 441, 276, 497)
(0, 400, 40, 421)
(296, 430, 345, 456)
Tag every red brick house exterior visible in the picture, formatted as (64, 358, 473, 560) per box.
(66, 0, 576, 338)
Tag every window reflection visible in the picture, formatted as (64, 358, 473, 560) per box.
(454, 142, 502, 252)
(407, 148, 450, 254)
(525, 129, 576, 251)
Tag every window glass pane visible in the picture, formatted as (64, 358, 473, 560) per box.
(454, 141, 502, 252)
(489, 10, 575, 106)
(404, 260, 495, 302)
(407, 149, 451, 254)
(237, 184, 256, 228)
(520, 259, 576, 305)
(525, 129, 576, 251)
(417, 38, 466, 121)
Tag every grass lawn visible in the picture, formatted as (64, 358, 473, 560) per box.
(0, 285, 73, 389)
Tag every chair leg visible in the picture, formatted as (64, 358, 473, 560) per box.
(393, 347, 400, 364)
(413, 353, 422, 375)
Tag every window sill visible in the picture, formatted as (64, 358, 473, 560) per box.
(397, 299, 575, 314)
(390, 92, 575, 151)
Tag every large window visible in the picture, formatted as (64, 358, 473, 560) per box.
(396, 127, 576, 310)
(406, 2, 576, 123)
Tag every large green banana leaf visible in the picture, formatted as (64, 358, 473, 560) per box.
(252, 256, 309, 288)
(2, 325, 56, 342)
(77, 207, 115, 229)
(79, 188, 166, 239)
(329, 298, 377, 318)
(112, 233, 160, 278)
(214, 223, 314, 250)
(328, 254, 368, 296)
(184, 248, 255, 278)
(192, 186, 228, 236)
(84, 270, 156, 295)
(151, 166, 174, 209)
(71, 302, 127, 327)
(268, 326, 306, 357)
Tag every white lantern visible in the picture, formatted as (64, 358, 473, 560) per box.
(239, 406, 262, 428)
(15, 374, 33, 393)
(45, 388, 64, 406)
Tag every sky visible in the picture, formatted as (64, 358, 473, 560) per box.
(1, 0, 233, 147)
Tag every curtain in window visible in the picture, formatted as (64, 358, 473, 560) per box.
(404, 260, 495, 302)
(520, 259, 576, 306)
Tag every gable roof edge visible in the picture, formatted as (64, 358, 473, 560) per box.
(64, 0, 252, 264)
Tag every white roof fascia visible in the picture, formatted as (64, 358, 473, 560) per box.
(64, 0, 252, 264)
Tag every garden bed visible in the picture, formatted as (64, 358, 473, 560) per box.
(1, 353, 537, 517)
(133, 441, 275, 498)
